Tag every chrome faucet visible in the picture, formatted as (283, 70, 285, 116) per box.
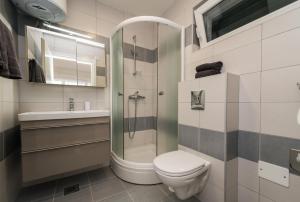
(69, 98, 75, 111)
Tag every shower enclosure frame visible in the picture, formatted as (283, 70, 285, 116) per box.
(110, 16, 184, 184)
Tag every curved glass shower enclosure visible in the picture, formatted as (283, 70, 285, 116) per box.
(111, 17, 183, 184)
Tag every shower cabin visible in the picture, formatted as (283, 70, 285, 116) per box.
(110, 17, 184, 184)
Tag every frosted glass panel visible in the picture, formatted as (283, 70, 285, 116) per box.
(157, 24, 181, 155)
(112, 29, 124, 158)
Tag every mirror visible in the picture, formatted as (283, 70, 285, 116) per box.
(26, 26, 107, 87)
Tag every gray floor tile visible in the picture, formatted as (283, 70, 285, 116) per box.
(16, 181, 56, 202)
(55, 173, 89, 194)
(54, 186, 92, 202)
(15, 167, 200, 202)
(158, 184, 200, 202)
(127, 185, 169, 202)
(166, 194, 200, 202)
(98, 192, 133, 202)
(91, 177, 125, 201)
(88, 167, 116, 184)
(120, 180, 141, 190)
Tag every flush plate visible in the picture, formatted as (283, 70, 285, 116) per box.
(191, 90, 205, 110)
(290, 149, 300, 174)
(258, 161, 289, 187)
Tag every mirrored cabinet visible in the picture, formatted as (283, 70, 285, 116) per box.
(26, 26, 107, 87)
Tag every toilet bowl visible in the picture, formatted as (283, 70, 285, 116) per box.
(153, 150, 210, 200)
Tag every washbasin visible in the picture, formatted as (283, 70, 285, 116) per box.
(18, 110, 110, 121)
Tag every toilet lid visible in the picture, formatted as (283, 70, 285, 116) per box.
(153, 150, 206, 177)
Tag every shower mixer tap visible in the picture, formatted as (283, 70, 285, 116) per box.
(129, 91, 145, 100)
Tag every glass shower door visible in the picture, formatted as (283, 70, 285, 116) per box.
(111, 29, 124, 158)
(157, 24, 181, 155)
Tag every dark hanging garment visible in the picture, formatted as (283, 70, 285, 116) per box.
(0, 19, 22, 79)
(29, 59, 46, 83)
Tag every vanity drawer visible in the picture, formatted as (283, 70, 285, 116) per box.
(21, 117, 110, 130)
(21, 123, 110, 152)
(22, 141, 110, 183)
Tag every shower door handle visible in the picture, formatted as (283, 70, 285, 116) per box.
(118, 92, 123, 96)
(158, 91, 164, 96)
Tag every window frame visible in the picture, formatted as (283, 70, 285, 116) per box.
(194, 0, 300, 49)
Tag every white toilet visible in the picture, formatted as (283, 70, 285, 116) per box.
(153, 150, 210, 200)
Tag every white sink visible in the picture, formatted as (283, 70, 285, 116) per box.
(18, 110, 110, 121)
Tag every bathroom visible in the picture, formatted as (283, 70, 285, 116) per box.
(0, 0, 300, 201)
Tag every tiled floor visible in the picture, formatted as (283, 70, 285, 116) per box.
(16, 167, 200, 202)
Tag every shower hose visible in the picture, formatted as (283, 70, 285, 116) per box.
(128, 98, 138, 139)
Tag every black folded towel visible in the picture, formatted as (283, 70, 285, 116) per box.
(196, 61, 223, 72)
(195, 69, 220, 79)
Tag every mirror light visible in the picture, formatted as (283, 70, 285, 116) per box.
(43, 23, 93, 39)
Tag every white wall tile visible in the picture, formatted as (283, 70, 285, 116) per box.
(239, 72, 261, 103)
(96, 2, 125, 24)
(123, 22, 156, 49)
(238, 185, 259, 202)
(227, 103, 239, 132)
(96, 19, 117, 37)
(68, 0, 97, 17)
(178, 102, 199, 127)
(226, 158, 238, 189)
(238, 158, 259, 192)
(227, 73, 240, 103)
(260, 174, 300, 202)
(191, 45, 214, 63)
(261, 103, 300, 139)
(2, 102, 18, 131)
(239, 103, 260, 133)
(261, 65, 300, 103)
(214, 41, 262, 75)
(262, 7, 300, 39)
(178, 80, 200, 103)
(59, 10, 97, 34)
(213, 26, 262, 55)
(200, 103, 225, 132)
(200, 74, 227, 103)
(19, 102, 63, 113)
(2, 80, 18, 103)
(260, 195, 275, 202)
(19, 82, 63, 103)
(262, 28, 300, 70)
(63, 86, 97, 103)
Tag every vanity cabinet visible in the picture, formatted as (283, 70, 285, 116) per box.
(20, 116, 110, 185)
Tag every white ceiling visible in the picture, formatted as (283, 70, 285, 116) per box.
(97, 0, 175, 16)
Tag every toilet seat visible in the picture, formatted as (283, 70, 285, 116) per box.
(153, 150, 207, 177)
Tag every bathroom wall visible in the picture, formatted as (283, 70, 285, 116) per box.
(0, 1, 22, 202)
(123, 22, 158, 149)
(17, 0, 134, 113)
(163, 0, 300, 202)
